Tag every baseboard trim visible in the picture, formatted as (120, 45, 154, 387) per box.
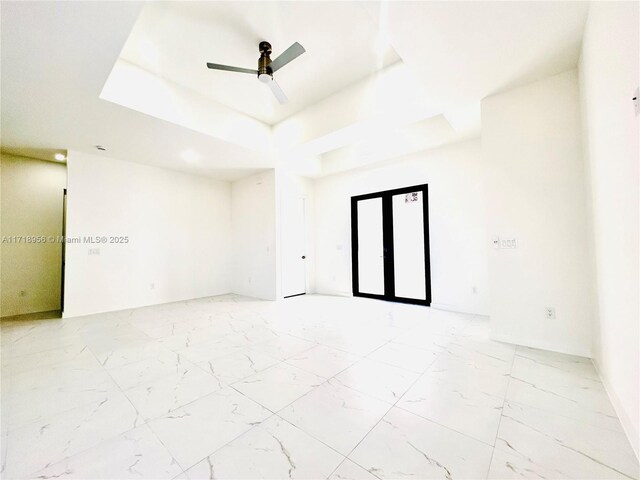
(592, 358, 640, 461)
(489, 332, 591, 358)
(62, 291, 236, 318)
(1, 310, 61, 321)
(314, 289, 353, 298)
(430, 303, 488, 316)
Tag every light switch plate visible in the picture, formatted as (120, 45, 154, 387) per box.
(500, 237, 518, 249)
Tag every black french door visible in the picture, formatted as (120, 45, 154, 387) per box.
(350, 184, 431, 306)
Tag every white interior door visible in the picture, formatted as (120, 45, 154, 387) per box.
(281, 196, 306, 297)
(357, 197, 385, 295)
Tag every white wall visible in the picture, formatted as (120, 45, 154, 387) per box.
(314, 139, 488, 315)
(231, 170, 277, 300)
(64, 151, 231, 317)
(0, 154, 67, 316)
(276, 171, 317, 298)
(579, 1, 639, 457)
(482, 70, 593, 356)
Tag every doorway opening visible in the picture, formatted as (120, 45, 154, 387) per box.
(0, 154, 67, 319)
(350, 184, 431, 306)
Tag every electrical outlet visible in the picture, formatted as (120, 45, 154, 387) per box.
(492, 236, 500, 249)
(150, 283, 155, 290)
(472, 286, 477, 294)
(545, 307, 556, 319)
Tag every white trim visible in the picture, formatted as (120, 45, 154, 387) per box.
(430, 302, 488, 316)
(316, 290, 353, 297)
(592, 358, 640, 461)
(63, 291, 238, 319)
(489, 332, 591, 358)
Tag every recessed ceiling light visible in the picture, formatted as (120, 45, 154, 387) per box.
(54, 153, 66, 161)
(181, 149, 201, 163)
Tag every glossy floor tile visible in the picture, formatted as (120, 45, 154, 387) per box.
(147, 387, 271, 470)
(31, 425, 183, 480)
(184, 416, 343, 479)
(1, 294, 638, 479)
(349, 407, 495, 479)
(232, 362, 325, 412)
(279, 380, 391, 455)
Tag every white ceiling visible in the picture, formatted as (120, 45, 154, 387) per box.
(120, 2, 400, 125)
(368, 1, 589, 108)
(0, 1, 270, 180)
(1, 1, 590, 180)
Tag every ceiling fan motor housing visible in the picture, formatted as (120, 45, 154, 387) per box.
(206, 40, 305, 103)
(258, 41, 273, 78)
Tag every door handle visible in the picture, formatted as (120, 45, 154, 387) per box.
(301, 255, 306, 259)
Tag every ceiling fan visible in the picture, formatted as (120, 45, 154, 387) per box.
(206, 41, 305, 105)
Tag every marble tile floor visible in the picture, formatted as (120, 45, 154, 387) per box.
(0, 294, 637, 480)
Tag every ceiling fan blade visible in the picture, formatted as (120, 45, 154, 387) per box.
(206, 63, 258, 75)
(268, 79, 288, 104)
(269, 42, 305, 72)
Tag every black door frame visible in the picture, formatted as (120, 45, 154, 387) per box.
(350, 184, 431, 306)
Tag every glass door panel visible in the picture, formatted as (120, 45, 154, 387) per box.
(392, 191, 426, 300)
(357, 197, 385, 295)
